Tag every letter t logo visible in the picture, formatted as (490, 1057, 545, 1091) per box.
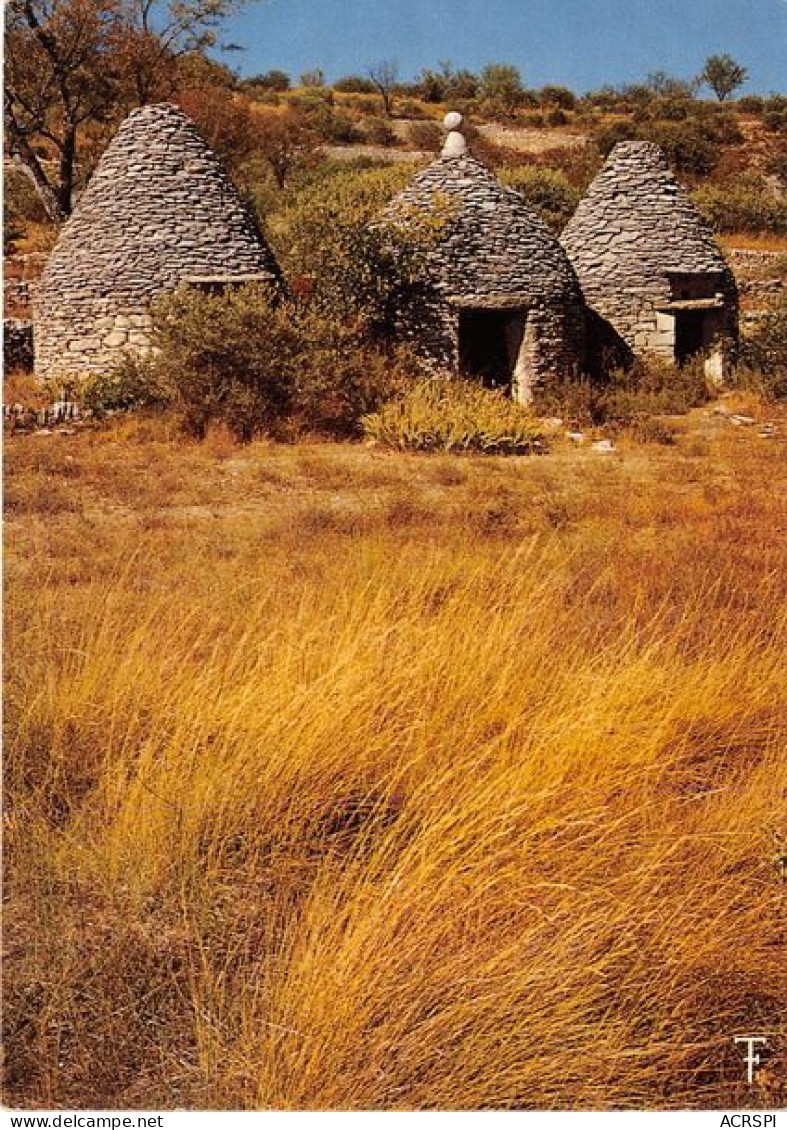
(733, 1036, 768, 1083)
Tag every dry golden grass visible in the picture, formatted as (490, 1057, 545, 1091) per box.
(4, 403, 787, 1110)
(721, 233, 787, 253)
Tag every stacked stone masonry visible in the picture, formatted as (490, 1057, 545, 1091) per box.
(33, 103, 282, 380)
(383, 151, 586, 403)
(560, 141, 738, 378)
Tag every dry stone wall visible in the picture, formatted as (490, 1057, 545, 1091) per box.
(384, 152, 586, 400)
(561, 141, 738, 373)
(34, 103, 282, 381)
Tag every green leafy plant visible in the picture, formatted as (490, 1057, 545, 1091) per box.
(362, 379, 544, 454)
(499, 166, 582, 232)
(150, 284, 299, 441)
(735, 295, 787, 400)
(81, 354, 173, 417)
(693, 175, 787, 234)
(534, 356, 712, 427)
(362, 117, 397, 147)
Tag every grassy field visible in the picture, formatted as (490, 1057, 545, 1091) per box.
(4, 402, 787, 1110)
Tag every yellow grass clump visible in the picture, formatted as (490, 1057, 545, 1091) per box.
(3, 408, 787, 1110)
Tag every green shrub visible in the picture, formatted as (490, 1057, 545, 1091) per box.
(309, 107, 359, 143)
(764, 110, 787, 134)
(648, 95, 692, 121)
(139, 283, 420, 442)
(4, 168, 51, 250)
(594, 117, 722, 176)
(546, 107, 568, 127)
(245, 69, 291, 92)
(81, 354, 173, 417)
(333, 75, 376, 94)
(737, 95, 765, 114)
(362, 379, 544, 454)
(288, 322, 417, 437)
(648, 121, 720, 176)
(269, 164, 441, 331)
(735, 295, 787, 400)
(362, 117, 397, 147)
(407, 120, 441, 150)
(149, 285, 299, 440)
(499, 166, 581, 232)
(539, 85, 577, 110)
(692, 175, 787, 234)
(534, 356, 711, 426)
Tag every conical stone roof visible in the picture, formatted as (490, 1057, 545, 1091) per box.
(34, 102, 281, 378)
(386, 153, 583, 306)
(561, 141, 731, 283)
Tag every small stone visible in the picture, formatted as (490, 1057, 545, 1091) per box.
(592, 439, 616, 453)
(567, 431, 585, 442)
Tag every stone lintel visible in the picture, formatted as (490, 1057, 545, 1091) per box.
(656, 298, 724, 312)
(181, 272, 277, 288)
(446, 294, 531, 310)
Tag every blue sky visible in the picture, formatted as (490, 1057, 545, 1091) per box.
(219, 0, 786, 94)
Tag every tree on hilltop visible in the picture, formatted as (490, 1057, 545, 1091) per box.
(367, 61, 398, 118)
(699, 54, 748, 101)
(479, 63, 525, 114)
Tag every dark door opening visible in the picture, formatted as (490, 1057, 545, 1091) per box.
(459, 308, 525, 390)
(675, 311, 706, 365)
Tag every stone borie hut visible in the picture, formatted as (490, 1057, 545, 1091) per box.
(382, 115, 586, 404)
(560, 140, 738, 380)
(34, 103, 282, 381)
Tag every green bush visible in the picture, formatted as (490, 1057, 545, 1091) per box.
(692, 175, 787, 234)
(333, 75, 376, 94)
(245, 69, 291, 92)
(309, 106, 359, 143)
(764, 110, 787, 134)
(407, 120, 441, 150)
(735, 295, 787, 400)
(362, 379, 544, 454)
(737, 95, 765, 114)
(594, 117, 722, 176)
(139, 282, 420, 442)
(150, 285, 299, 440)
(534, 356, 711, 426)
(648, 95, 692, 121)
(539, 85, 577, 110)
(4, 167, 51, 250)
(362, 117, 397, 147)
(648, 120, 720, 176)
(81, 354, 173, 417)
(269, 164, 441, 331)
(499, 166, 581, 232)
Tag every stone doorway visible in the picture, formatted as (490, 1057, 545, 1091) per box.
(458, 308, 526, 391)
(674, 310, 707, 365)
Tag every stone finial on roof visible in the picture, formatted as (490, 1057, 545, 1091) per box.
(442, 111, 468, 158)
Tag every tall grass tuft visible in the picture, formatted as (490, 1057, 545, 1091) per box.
(4, 425, 787, 1109)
